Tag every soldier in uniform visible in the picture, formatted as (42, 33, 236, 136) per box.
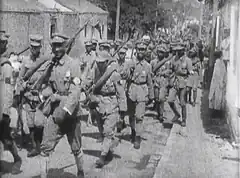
(187, 47, 201, 106)
(91, 38, 98, 53)
(38, 33, 84, 178)
(84, 50, 127, 168)
(151, 45, 173, 122)
(168, 44, 193, 127)
(99, 40, 111, 53)
(16, 34, 44, 157)
(123, 40, 154, 149)
(0, 31, 22, 175)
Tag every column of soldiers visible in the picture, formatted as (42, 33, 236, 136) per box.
(0, 29, 202, 178)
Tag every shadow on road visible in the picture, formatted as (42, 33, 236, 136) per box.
(0, 160, 15, 174)
(200, 89, 232, 142)
(83, 149, 121, 159)
(82, 132, 100, 140)
(32, 168, 77, 178)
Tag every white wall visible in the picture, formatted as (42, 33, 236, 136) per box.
(226, 1, 240, 142)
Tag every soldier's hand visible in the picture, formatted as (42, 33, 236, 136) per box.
(50, 93, 62, 102)
(53, 107, 67, 125)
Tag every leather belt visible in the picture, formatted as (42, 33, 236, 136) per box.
(132, 81, 147, 85)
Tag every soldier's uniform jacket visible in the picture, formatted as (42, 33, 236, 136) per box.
(123, 58, 154, 102)
(40, 54, 82, 116)
(86, 61, 127, 115)
(170, 55, 193, 89)
(0, 56, 14, 118)
(151, 58, 171, 88)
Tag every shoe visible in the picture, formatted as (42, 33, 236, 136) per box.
(11, 159, 22, 175)
(131, 129, 136, 143)
(158, 116, 164, 123)
(133, 136, 141, 149)
(95, 155, 106, 168)
(96, 135, 104, 143)
(181, 120, 186, 127)
(77, 170, 85, 178)
(27, 148, 40, 158)
(192, 102, 196, 107)
(171, 115, 180, 123)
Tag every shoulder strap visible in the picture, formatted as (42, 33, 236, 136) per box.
(93, 63, 117, 93)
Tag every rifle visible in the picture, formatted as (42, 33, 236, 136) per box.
(17, 47, 30, 56)
(152, 55, 173, 74)
(83, 63, 117, 107)
(66, 19, 91, 54)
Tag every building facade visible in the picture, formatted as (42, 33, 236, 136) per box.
(0, 0, 108, 57)
(217, 0, 240, 143)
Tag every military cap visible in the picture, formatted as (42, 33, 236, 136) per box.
(172, 44, 185, 51)
(142, 35, 150, 41)
(119, 46, 128, 53)
(84, 40, 92, 46)
(29, 34, 43, 47)
(51, 33, 69, 44)
(99, 40, 110, 48)
(91, 38, 98, 44)
(156, 45, 166, 53)
(96, 51, 111, 62)
(136, 40, 148, 49)
(114, 39, 123, 46)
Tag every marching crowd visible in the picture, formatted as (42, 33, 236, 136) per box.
(0, 30, 204, 178)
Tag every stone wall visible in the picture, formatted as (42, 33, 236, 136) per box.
(0, 11, 108, 58)
(0, 11, 51, 55)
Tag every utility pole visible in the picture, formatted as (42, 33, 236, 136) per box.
(115, 0, 121, 40)
(199, 1, 203, 39)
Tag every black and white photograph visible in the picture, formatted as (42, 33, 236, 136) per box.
(0, 0, 239, 177)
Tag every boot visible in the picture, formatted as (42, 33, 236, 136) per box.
(188, 89, 192, 104)
(192, 90, 197, 107)
(75, 154, 84, 178)
(133, 136, 141, 149)
(158, 102, 164, 123)
(27, 128, 38, 157)
(169, 102, 180, 123)
(181, 106, 187, 127)
(8, 142, 22, 175)
(95, 155, 106, 168)
(131, 129, 136, 143)
(96, 133, 104, 143)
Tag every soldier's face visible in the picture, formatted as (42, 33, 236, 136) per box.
(136, 47, 146, 59)
(30, 46, 41, 57)
(52, 43, 66, 59)
(118, 52, 126, 61)
(92, 44, 97, 51)
(86, 46, 92, 53)
(164, 52, 169, 58)
(157, 51, 164, 59)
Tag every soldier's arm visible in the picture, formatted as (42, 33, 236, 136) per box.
(121, 60, 135, 80)
(146, 64, 154, 100)
(113, 72, 127, 112)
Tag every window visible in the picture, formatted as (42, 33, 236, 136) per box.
(50, 17, 57, 38)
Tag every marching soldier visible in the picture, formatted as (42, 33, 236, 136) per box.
(115, 46, 129, 132)
(80, 40, 95, 79)
(84, 50, 127, 168)
(38, 33, 84, 178)
(151, 45, 173, 122)
(168, 44, 193, 127)
(99, 40, 111, 53)
(187, 47, 201, 106)
(91, 38, 98, 53)
(123, 40, 154, 149)
(0, 31, 22, 175)
(16, 34, 44, 157)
